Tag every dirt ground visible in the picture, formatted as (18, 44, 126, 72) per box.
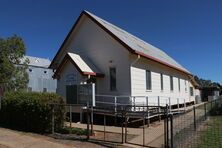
(0, 127, 106, 148)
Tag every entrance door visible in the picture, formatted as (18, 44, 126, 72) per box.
(66, 85, 77, 104)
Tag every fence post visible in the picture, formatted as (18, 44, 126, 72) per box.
(133, 97, 136, 111)
(146, 96, 150, 127)
(69, 105, 72, 133)
(121, 107, 124, 144)
(52, 104, 55, 134)
(91, 107, 94, 135)
(125, 111, 127, 143)
(0, 96, 2, 110)
(184, 99, 186, 112)
(193, 106, 196, 131)
(104, 114, 106, 141)
(204, 103, 207, 120)
(170, 114, 173, 148)
(87, 102, 90, 140)
(164, 105, 167, 147)
(166, 105, 169, 147)
(143, 114, 145, 146)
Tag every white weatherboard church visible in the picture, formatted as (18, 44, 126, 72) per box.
(49, 11, 200, 107)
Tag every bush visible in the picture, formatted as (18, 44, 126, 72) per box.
(59, 127, 89, 135)
(0, 91, 65, 133)
(210, 103, 222, 115)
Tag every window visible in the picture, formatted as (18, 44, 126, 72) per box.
(160, 73, 163, 91)
(28, 87, 32, 92)
(146, 70, 152, 90)
(110, 67, 116, 91)
(185, 80, 187, 92)
(43, 88, 47, 92)
(190, 87, 194, 96)
(170, 76, 174, 91)
(178, 78, 180, 92)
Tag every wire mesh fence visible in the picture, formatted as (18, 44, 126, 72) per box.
(171, 98, 222, 148)
(49, 98, 222, 148)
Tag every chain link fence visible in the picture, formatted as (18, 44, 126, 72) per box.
(170, 98, 222, 148)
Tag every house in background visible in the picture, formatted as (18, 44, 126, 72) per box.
(49, 11, 200, 106)
(24, 56, 57, 93)
(200, 86, 220, 102)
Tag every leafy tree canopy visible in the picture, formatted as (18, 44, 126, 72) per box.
(0, 35, 29, 92)
(194, 75, 222, 89)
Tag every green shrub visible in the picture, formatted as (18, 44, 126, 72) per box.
(0, 91, 65, 133)
(59, 127, 89, 135)
(210, 103, 222, 115)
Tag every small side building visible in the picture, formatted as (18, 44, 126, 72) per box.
(25, 56, 57, 93)
(200, 86, 220, 102)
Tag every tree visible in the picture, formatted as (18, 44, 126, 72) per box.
(0, 35, 29, 92)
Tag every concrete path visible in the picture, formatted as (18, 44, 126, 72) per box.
(0, 128, 74, 148)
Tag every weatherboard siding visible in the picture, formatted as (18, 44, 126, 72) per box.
(57, 60, 85, 98)
(130, 55, 195, 106)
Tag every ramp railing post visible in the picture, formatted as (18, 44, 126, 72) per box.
(177, 98, 180, 112)
(169, 97, 171, 113)
(158, 96, 161, 121)
(114, 96, 117, 113)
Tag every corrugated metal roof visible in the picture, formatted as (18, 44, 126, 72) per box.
(21, 56, 51, 68)
(85, 11, 190, 73)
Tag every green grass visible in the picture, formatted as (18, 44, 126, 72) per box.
(198, 116, 222, 148)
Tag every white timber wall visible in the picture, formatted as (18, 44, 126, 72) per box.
(57, 60, 86, 98)
(56, 15, 131, 96)
(130, 54, 195, 106)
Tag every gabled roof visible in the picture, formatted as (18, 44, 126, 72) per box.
(53, 52, 104, 79)
(50, 10, 191, 75)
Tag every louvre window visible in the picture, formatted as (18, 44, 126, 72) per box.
(110, 67, 116, 91)
(190, 87, 194, 96)
(160, 73, 163, 91)
(146, 70, 152, 90)
(170, 76, 174, 91)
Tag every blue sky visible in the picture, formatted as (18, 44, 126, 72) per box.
(0, 0, 222, 83)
